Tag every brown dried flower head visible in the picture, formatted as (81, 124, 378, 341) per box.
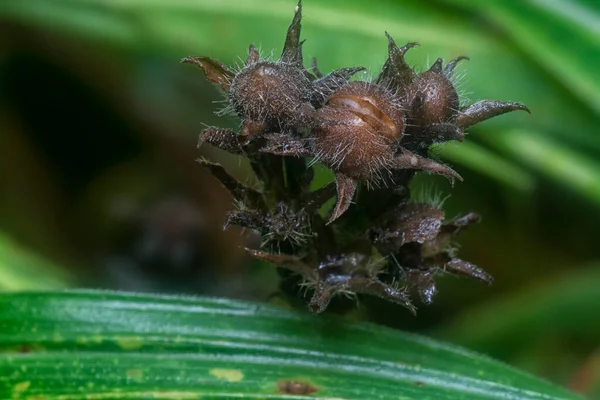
(183, 1, 529, 314)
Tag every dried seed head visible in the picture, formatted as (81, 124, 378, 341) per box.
(187, 3, 529, 314)
(229, 61, 313, 128)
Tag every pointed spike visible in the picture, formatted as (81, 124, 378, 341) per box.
(444, 56, 469, 77)
(199, 127, 243, 154)
(309, 282, 335, 313)
(246, 44, 260, 65)
(317, 66, 366, 84)
(445, 259, 493, 284)
(333, 66, 365, 80)
(353, 277, 417, 315)
(425, 123, 464, 143)
(245, 248, 315, 277)
(399, 41, 420, 56)
(384, 31, 393, 43)
(457, 100, 530, 129)
(311, 57, 323, 78)
(384, 32, 419, 56)
(224, 209, 263, 230)
(376, 33, 419, 87)
(429, 58, 443, 73)
(327, 174, 358, 225)
(280, 0, 303, 65)
(181, 56, 234, 92)
(403, 123, 464, 151)
(259, 135, 312, 157)
(196, 159, 265, 209)
(442, 212, 480, 235)
(394, 150, 463, 184)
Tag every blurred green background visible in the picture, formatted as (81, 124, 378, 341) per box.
(0, 0, 598, 396)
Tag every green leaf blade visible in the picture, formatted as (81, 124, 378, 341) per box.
(0, 235, 71, 291)
(489, 130, 600, 206)
(0, 291, 581, 399)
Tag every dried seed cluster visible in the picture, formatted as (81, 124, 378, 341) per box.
(183, 1, 529, 314)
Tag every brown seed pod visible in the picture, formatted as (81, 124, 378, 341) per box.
(400, 57, 467, 150)
(311, 81, 404, 180)
(309, 81, 461, 224)
(229, 61, 313, 129)
(407, 58, 461, 126)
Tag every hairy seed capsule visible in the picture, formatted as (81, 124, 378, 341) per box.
(311, 81, 404, 180)
(229, 61, 312, 127)
(407, 68, 459, 125)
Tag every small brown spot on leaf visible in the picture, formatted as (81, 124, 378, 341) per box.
(127, 369, 143, 381)
(414, 380, 425, 387)
(17, 345, 31, 353)
(277, 379, 318, 395)
(8, 344, 44, 353)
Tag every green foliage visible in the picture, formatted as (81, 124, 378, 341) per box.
(0, 234, 70, 291)
(0, 290, 582, 400)
(437, 264, 600, 353)
(489, 130, 600, 204)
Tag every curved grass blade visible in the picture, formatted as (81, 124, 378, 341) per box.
(0, 290, 582, 399)
(488, 130, 600, 206)
(434, 140, 535, 192)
